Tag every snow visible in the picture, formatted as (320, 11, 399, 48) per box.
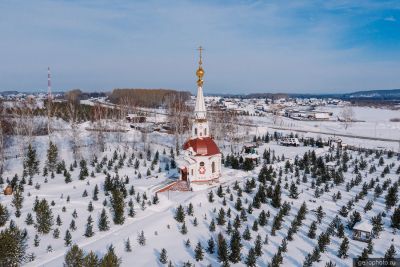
(353, 221, 373, 233)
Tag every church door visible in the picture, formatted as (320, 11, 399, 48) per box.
(181, 168, 188, 181)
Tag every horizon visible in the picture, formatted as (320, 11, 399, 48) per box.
(1, 1, 400, 94)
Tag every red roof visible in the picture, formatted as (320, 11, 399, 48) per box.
(183, 137, 221, 156)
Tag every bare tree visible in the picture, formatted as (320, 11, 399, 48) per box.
(166, 93, 190, 154)
(339, 105, 354, 130)
(66, 90, 82, 160)
(0, 99, 4, 174)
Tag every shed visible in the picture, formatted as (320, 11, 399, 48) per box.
(352, 220, 373, 242)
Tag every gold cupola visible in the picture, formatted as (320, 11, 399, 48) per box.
(196, 46, 204, 87)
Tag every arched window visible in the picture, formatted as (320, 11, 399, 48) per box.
(204, 128, 207, 136)
(195, 128, 197, 135)
(212, 161, 216, 173)
(200, 162, 205, 167)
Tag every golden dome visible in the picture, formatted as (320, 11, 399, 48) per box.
(196, 67, 204, 78)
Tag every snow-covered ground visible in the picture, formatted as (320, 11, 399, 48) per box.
(1, 111, 399, 266)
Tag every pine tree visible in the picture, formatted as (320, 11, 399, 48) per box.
(367, 239, 374, 254)
(159, 248, 168, 264)
(338, 237, 349, 258)
(64, 230, 72, 246)
(100, 245, 121, 267)
(98, 208, 110, 231)
(174, 205, 185, 223)
(180, 221, 188, 235)
(245, 247, 257, 267)
(271, 183, 281, 208)
(308, 221, 317, 239)
(254, 234, 263, 257)
(194, 242, 204, 262)
(385, 186, 398, 210)
(217, 233, 229, 264)
(110, 189, 125, 225)
(64, 244, 84, 267)
(125, 238, 132, 252)
(0, 204, 9, 227)
(209, 219, 216, 232)
(391, 206, 400, 230)
(229, 229, 242, 263)
(0, 225, 28, 266)
(46, 141, 58, 172)
(33, 234, 40, 247)
(93, 185, 99, 201)
(83, 251, 100, 267)
(217, 208, 226, 226)
(35, 199, 54, 234)
(207, 237, 215, 254)
(289, 182, 299, 199)
(243, 226, 252, 240)
(384, 244, 397, 261)
(84, 215, 94, 237)
(25, 144, 39, 177)
(11, 189, 23, 218)
(137, 230, 146, 246)
(208, 191, 214, 203)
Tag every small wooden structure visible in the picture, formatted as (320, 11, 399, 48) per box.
(280, 137, 300, 147)
(352, 220, 373, 242)
(3, 185, 13, 195)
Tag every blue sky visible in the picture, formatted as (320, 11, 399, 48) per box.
(0, 0, 399, 94)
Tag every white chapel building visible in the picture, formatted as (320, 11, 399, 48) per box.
(177, 47, 222, 188)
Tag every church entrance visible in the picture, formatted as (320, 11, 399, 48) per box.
(181, 168, 188, 181)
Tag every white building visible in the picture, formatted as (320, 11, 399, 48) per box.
(177, 47, 222, 188)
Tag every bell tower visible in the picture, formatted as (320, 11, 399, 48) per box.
(192, 46, 209, 139)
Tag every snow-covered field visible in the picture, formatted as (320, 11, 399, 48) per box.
(1, 112, 399, 267)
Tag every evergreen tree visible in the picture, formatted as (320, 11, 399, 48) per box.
(84, 215, 94, 237)
(64, 244, 84, 267)
(367, 239, 374, 254)
(338, 237, 349, 258)
(110, 189, 125, 225)
(11, 189, 24, 218)
(271, 184, 281, 208)
(229, 229, 242, 263)
(0, 225, 28, 266)
(25, 144, 39, 177)
(180, 221, 188, 235)
(64, 230, 72, 246)
(217, 208, 226, 226)
(384, 244, 397, 261)
(100, 245, 122, 267)
(35, 199, 54, 234)
(245, 247, 257, 267)
(93, 185, 99, 201)
(137, 230, 146, 246)
(174, 205, 185, 223)
(83, 251, 100, 267)
(254, 234, 263, 257)
(391, 206, 400, 230)
(159, 248, 168, 264)
(207, 237, 215, 254)
(385, 186, 398, 210)
(46, 141, 58, 172)
(217, 233, 229, 264)
(243, 226, 252, 240)
(289, 182, 299, 199)
(125, 238, 132, 252)
(308, 221, 317, 239)
(194, 242, 204, 262)
(98, 209, 110, 232)
(0, 204, 9, 227)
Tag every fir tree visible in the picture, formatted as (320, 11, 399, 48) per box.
(289, 182, 299, 199)
(0, 204, 9, 227)
(217, 233, 229, 264)
(180, 221, 188, 235)
(308, 221, 317, 239)
(110, 189, 125, 225)
(35, 199, 54, 234)
(100, 245, 122, 267)
(46, 141, 58, 172)
(25, 144, 39, 177)
(11, 189, 23, 218)
(0, 225, 28, 266)
(98, 208, 110, 231)
(84, 215, 94, 237)
(338, 237, 349, 258)
(64, 230, 72, 246)
(64, 244, 84, 267)
(254, 234, 263, 257)
(384, 244, 397, 261)
(391, 206, 400, 230)
(194, 242, 204, 262)
(174, 205, 185, 223)
(271, 183, 281, 208)
(207, 237, 215, 254)
(245, 247, 257, 267)
(243, 226, 252, 240)
(93, 185, 99, 201)
(137, 230, 146, 246)
(229, 229, 242, 263)
(125, 238, 132, 252)
(83, 251, 100, 267)
(159, 248, 168, 264)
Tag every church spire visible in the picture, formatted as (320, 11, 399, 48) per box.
(194, 46, 206, 120)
